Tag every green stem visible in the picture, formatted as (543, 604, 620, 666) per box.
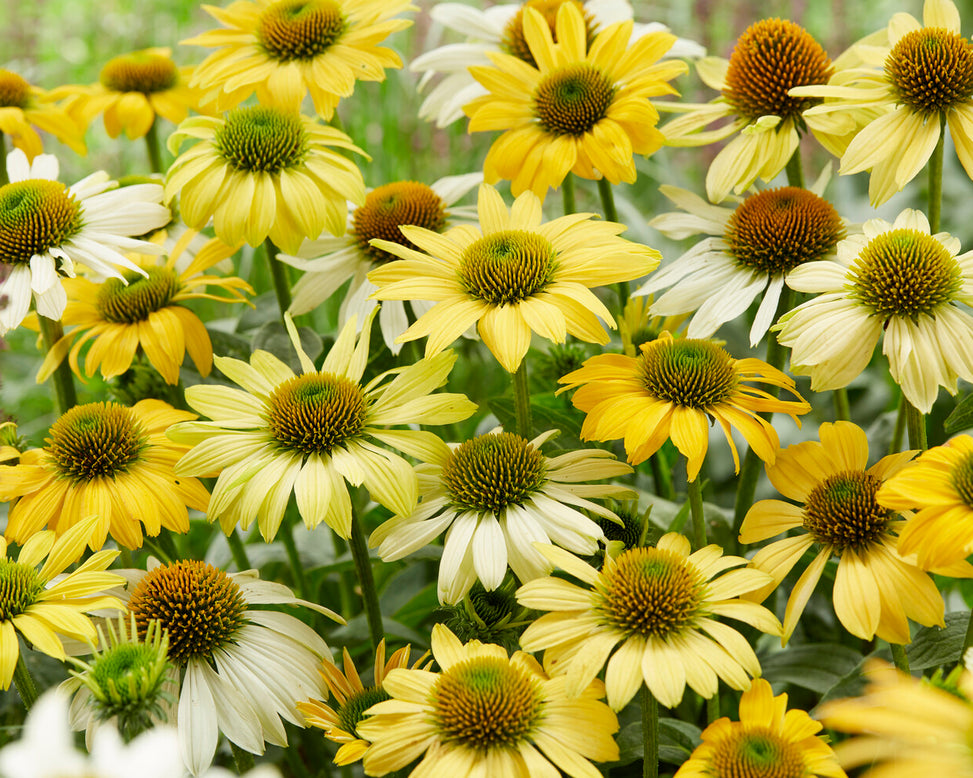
(640, 685, 658, 778)
(890, 643, 910, 673)
(597, 178, 629, 307)
(561, 172, 576, 216)
(144, 120, 163, 174)
(833, 387, 851, 422)
(687, 471, 706, 550)
(889, 394, 907, 455)
(928, 115, 946, 233)
(513, 360, 532, 439)
(38, 315, 77, 415)
(905, 401, 928, 451)
(281, 523, 308, 599)
(785, 147, 805, 188)
(330, 530, 354, 619)
(143, 537, 173, 566)
(13, 654, 38, 710)
(227, 528, 251, 571)
(230, 742, 255, 774)
(706, 694, 720, 724)
(348, 510, 384, 652)
(649, 448, 675, 501)
(264, 237, 292, 316)
(0, 134, 8, 185)
(156, 530, 180, 562)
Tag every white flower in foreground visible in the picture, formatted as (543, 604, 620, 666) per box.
(0, 148, 169, 334)
(412, 0, 705, 127)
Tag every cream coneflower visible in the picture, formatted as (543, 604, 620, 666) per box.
(0, 68, 86, 159)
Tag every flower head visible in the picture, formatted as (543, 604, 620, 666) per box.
(357, 623, 619, 776)
(0, 68, 86, 159)
(463, 2, 686, 198)
(168, 310, 475, 540)
(368, 182, 659, 372)
(777, 209, 973, 413)
(517, 535, 782, 709)
(370, 428, 634, 603)
(560, 331, 810, 479)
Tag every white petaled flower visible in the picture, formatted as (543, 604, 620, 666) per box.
(0, 149, 170, 335)
(636, 175, 846, 347)
(278, 172, 481, 353)
(369, 429, 635, 604)
(776, 208, 973, 413)
(412, 0, 705, 127)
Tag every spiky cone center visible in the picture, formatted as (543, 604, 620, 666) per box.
(432, 656, 543, 750)
(723, 18, 833, 122)
(127, 561, 247, 666)
(849, 228, 961, 317)
(596, 510, 643, 549)
(502, 0, 595, 68)
(803, 470, 892, 551)
(459, 230, 556, 305)
(336, 686, 389, 739)
(354, 181, 447, 264)
(214, 105, 308, 173)
(441, 432, 545, 513)
(0, 559, 43, 621)
(86, 640, 170, 717)
(886, 27, 973, 116)
(533, 63, 615, 136)
(725, 187, 844, 275)
(0, 179, 82, 265)
(599, 547, 703, 638)
(266, 372, 367, 457)
(0, 69, 30, 108)
(47, 402, 148, 481)
(710, 726, 807, 778)
(257, 0, 346, 62)
(953, 452, 973, 507)
(638, 338, 737, 408)
(100, 52, 179, 94)
(96, 267, 180, 323)
(468, 581, 518, 626)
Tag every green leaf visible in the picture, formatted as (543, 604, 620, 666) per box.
(614, 717, 701, 767)
(945, 392, 973, 434)
(760, 643, 863, 694)
(250, 322, 323, 372)
(488, 396, 584, 445)
(907, 612, 968, 670)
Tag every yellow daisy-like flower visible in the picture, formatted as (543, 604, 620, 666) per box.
(165, 106, 366, 254)
(183, 0, 414, 117)
(616, 295, 686, 357)
(51, 48, 203, 141)
(368, 182, 660, 373)
(33, 229, 252, 386)
(877, 434, 973, 569)
(0, 514, 124, 690)
(298, 639, 422, 766)
(559, 331, 810, 480)
(661, 18, 834, 203)
(792, 0, 973, 206)
(462, 2, 685, 199)
(517, 535, 782, 710)
(357, 623, 619, 777)
(167, 311, 476, 541)
(739, 421, 973, 645)
(675, 678, 846, 778)
(0, 399, 209, 550)
(0, 68, 86, 159)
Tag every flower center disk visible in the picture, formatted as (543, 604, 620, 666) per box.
(886, 28, 973, 116)
(127, 560, 247, 665)
(0, 560, 43, 621)
(215, 106, 308, 173)
(501, 0, 595, 68)
(0, 69, 30, 108)
(534, 63, 615, 136)
(723, 18, 833, 122)
(639, 338, 737, 408)
(441, 432, 545, 513)
(952, 452, 973, 508)
(850, 228, 960, 317)
(48, 402, 146, 481)
(803, 470, 891, 551)
(710, 728, 807, 778)
(266, 372, 366, 456)
(0, 179, 82, 265)
(96, 267, 180, 323)
(354, 181, 447, 264)
(433, 656, 541, 749)
(337, 686, 389, 737)
(725, 187, 844, 274)
(257, 0, 346, 62)
(100, 53, 179, 93)
(459, 229, 555, 305)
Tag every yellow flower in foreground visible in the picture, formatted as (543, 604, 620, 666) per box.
(517, 535, 782, 710)
(0, 515, 123, 690)
(165, 106, 366, 254)
(0, 400, 209, 550)
(357, 623, 619, 777)
(740, 421, 973, 645)
(35, 229, 251, 385)
(0, 68, 86, 159)
(368, 182, 659, 373)
(183, 0, 414, 117)
(818, 659, 973, 778)
(675, 678, 846, 778)
(877, 434, 973, 569)
(560, 331, 810, 479)
(168, 311, 476, 540)
(298, 639, 422, 766)
(463, 2, 685, 198)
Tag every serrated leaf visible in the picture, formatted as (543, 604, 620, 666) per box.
(907, 612, 967, 670)
(760, 643, 863, 694)
(251, 322, 323, 372)
(945, 392, 973, 434)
